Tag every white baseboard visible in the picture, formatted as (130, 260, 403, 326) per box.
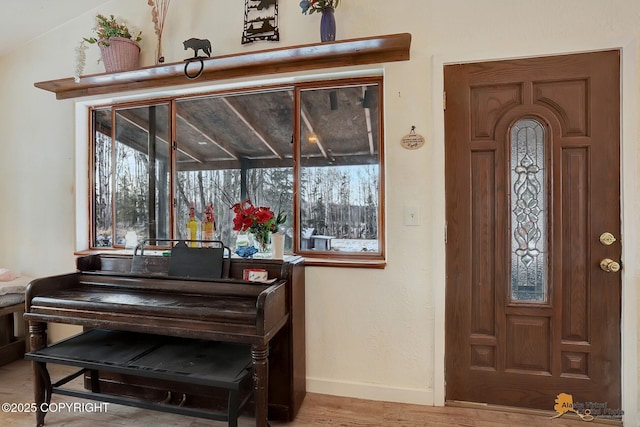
(306, 377, 435, 406)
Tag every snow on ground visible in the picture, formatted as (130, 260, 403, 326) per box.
(330, 239, 378, 252)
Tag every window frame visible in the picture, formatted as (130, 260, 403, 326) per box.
(87, 77, 386, 266)
(293, 78, 385, 262)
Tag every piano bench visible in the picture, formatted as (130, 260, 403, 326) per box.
(25, 329, 254, 427)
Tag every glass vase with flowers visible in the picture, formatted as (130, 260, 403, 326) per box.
(231, 199, 286, 254)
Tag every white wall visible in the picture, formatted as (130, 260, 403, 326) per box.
(1, 1, 638, 425)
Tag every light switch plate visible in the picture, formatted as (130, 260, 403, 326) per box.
(405, 205, 420, 226)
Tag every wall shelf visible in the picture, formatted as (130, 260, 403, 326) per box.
(35, 33, 411, 100)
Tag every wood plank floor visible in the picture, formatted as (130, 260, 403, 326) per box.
(0, 359, 610, 426)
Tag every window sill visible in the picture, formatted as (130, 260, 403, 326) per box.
(292, 256, 386, 269)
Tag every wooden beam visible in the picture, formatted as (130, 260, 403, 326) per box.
(221, 97, 282, 159)
(291, 90, 328, 159)
(34, 33, 411, 100)
(115, 109, 204, 163)
(176, 113, 239, 160)
(176, 153, 377, 171)
(363, 86, 375, 155)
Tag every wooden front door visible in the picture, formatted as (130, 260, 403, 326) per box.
(444, 51, 621, 410)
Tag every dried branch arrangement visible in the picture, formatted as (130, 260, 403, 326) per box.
(148, 0, 171, 63)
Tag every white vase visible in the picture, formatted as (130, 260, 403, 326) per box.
(272, 232, 285, 259)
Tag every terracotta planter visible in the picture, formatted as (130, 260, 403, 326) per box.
(98, 37, 140, 73)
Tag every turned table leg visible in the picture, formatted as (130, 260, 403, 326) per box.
(251, 343, 270, 427)
(29, 321, 47, 427)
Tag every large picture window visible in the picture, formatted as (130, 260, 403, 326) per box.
(90, 77, 384, 263)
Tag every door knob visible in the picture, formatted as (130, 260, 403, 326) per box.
(600, 258, 621, 273)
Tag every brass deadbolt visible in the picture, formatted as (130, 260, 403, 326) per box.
(599, 232, 617, 246)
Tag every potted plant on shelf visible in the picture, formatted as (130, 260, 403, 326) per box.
(75, 14, 142, 80)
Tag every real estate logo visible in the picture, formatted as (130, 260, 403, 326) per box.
(550, 393, 624, 422)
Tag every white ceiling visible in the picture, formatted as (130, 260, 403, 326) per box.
(0, 0, 111, 57)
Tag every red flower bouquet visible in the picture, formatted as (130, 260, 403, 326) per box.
(231, 199, 285, 252)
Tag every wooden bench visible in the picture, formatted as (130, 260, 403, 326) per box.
(0, 302, 26, 366)
(25, 329, 254, 427)
(0, 275, 32, 366)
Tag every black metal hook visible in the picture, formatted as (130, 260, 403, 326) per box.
(184, 57, 205, 80)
